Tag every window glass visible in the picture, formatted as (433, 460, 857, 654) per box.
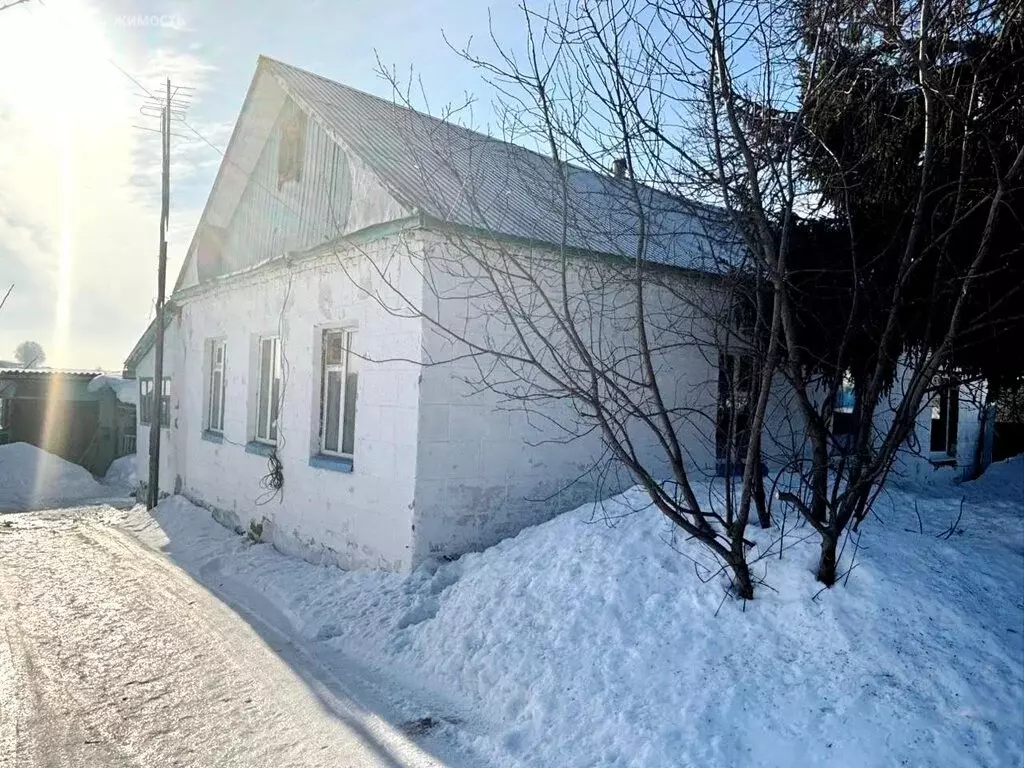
(319, 330, 358, 458)
(342, 338, 359, 456)
(257, 337, 280, 443)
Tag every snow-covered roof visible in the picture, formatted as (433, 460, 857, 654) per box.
(0, 367, 102, 377)
(259, 57, 739, 273)
(88, 373, 138, 406)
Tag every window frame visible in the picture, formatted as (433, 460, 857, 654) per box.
(255, 336, 281, 445)
(159, 378, 170, 428)
(139, 377, 170, 428)
(139, 377, 153, 426)
(207, 339, 227, 434)
(930, 379, 959, 458)
(317, 328, 358, 460)
(715, 353, 753, 464)
(831, 372, 858, 454)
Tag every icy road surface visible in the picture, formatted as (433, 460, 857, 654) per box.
(0, 509, 450, 768)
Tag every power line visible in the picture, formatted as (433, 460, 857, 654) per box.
(34, 0, 345, 250)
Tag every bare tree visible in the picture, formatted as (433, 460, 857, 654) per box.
(319, 28, 777, 599)
(325, 0, 1018, 597)
(14, 340, 45, 368)
(0, 0, 31, 13)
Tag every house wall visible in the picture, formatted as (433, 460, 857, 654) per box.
(411, 233, 723, 562)
(887, 376, 989, 482)
(159, 234, 424, 572)
(761, 362, 991, 485)
(135, 321, 182, 495)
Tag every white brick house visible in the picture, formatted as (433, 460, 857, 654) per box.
(124, 56, 992, 573)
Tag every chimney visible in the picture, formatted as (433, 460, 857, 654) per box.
(612, 157, 628, 179)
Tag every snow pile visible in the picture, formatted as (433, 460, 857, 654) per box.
(87, 373, 137, 405)
(0, 442, 111, 511)
(966, 454, 1024, 500)
(112, 463, 1024, 768)
(102, 454, 139, 493)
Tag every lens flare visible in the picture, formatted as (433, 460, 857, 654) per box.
(33, 121, 75, 506)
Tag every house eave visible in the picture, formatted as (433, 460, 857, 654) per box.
(167, 209, 732, 310)
(169, 215, 424, 304)
(416, 213, 733, 283)
(122, 306, 179, 379)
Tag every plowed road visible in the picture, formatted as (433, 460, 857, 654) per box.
(0, 509, 448, 767)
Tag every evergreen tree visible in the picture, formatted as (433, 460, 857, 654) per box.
(781, 0, 1023, 393)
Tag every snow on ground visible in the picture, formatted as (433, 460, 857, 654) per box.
(0, 442, 119, 512)
(106, 456, 1024, 768)
(101, 454, 138, 493)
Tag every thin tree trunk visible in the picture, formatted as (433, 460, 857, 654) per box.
(727, 552, 755, 599)
(816, 532, 838, 586)
(753, 460, 770, 528)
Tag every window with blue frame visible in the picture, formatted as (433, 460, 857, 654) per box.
(318, 329, 359, 459)
(930, 379, 959, 457)
(833, 373, 856, 453)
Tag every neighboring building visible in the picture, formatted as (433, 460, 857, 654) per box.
(993, 382, 1024, 462)
(0, 368, 136, 475)
(124, 56, 994, 573)
(831, 372, 994, 483)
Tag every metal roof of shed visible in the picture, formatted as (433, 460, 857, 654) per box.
(0, 368, 103, 378)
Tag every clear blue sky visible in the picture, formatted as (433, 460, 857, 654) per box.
(0, 0, 523, 369)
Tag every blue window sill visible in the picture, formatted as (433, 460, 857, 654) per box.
(245, 440, 277, 457)
(309, 454, 353, 473)
(201, 430, 224, 444)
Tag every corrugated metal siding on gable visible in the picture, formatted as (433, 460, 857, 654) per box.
(220, 98, 353, 274)
(263, 57, 743, 273)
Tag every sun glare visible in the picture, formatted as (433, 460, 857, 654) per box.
(33, 57, 78, 506)
(0, 0, 124, 504)
(0, 0, 121, 121)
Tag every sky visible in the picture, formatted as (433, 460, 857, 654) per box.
(0, 0, 523, 371)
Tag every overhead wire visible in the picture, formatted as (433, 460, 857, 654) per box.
(31, 0, 327, 508)
(33, 0, 382, 514)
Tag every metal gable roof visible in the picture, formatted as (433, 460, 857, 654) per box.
(261, 56, 740, 272)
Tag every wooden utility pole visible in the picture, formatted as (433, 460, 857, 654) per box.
(146, 79, 171, 510)
(135, 77, 191, 509)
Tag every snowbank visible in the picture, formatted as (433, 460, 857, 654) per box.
(102, 454, 138, 493)
(0, 442, 111, 511)
(965, 454, 1024, 499)
(111, 464, 1024, 768)
(87, 373, 137, 406)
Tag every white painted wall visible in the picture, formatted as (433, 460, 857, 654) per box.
(134, 320, 182, 497)
(763, 361, 991, 484)
(887, 376, 988, 482)
(144, 221, 994, 573)
(147, 225, 733, 571)
(157, 234, 424, 571)
(410, 233, 723, 561)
